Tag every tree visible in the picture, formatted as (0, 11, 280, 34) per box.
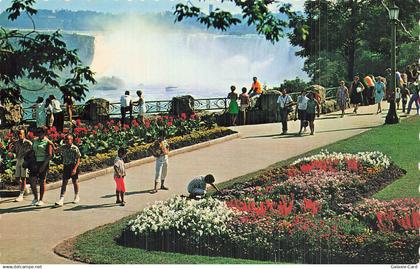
(288, 0, 419, 85)
(0, 0, 95, 105)
(173, 1, 299, 43)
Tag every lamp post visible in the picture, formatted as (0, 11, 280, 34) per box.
(385, 3, 399, 124)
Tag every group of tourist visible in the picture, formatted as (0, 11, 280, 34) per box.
(227, 76, 261, 126)
(32, 94, 73, 132)
(119, 90, 147, 126)
(12, 124, 215, 207)
(340, 70, 419, 116)
(227, 66, 419, 135)
(11, 127, 79, 207)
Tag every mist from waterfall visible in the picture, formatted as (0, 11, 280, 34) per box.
(89, 15, 307, 100)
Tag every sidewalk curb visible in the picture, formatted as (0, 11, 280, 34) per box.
(0, 132, 240, 198)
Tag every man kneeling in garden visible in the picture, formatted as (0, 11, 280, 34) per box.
(187, 174, 220, 199)
(55, 134, 81, 207)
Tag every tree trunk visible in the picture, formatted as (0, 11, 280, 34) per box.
(347, 41, 356, 81)
(346, 0, 357, 81)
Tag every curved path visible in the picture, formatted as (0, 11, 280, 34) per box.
(0, 104, 408, 264)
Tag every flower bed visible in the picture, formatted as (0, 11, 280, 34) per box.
(121, 151, 419, 264)
(0, 114, 234, 189)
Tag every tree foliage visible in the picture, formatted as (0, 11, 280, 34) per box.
(0, 0, 95, 105)
(174, 0, 418, 88)
(174, 1, 297, 43)
(288, 0, 419, 86)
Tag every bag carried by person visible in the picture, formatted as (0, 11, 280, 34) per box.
(22, 150, 36, 170)
(149, 141, 162, 157)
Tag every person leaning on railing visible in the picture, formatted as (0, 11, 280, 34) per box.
(63, 94, 74, 127)
(49, 95, 64, 132)
(120, 90, 133, 126)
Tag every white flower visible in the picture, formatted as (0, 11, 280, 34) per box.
(126, 195, 238, 238)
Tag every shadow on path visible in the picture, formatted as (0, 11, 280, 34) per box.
(64, 203, 118, 211)
(100, 189, 152, 199)
(0, 204, 42, 214)
(315, 125, 379, 134)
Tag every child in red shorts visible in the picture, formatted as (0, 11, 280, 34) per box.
(114, 148, 127, 206)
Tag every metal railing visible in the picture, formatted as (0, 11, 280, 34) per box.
(22, 88, 337, 121)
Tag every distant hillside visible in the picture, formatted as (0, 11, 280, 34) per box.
(0, 9, 290, 35)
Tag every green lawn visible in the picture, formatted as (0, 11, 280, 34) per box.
(67, 116, 419, 264)
(69, 214, 269, 264)
(215, 115, 420, 200)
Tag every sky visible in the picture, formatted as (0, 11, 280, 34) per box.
(0, 0, 305, 14)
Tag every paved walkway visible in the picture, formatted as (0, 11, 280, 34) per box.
(0, 103, 409, 264)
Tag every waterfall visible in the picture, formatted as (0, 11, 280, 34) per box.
(89, 19, 308, 100)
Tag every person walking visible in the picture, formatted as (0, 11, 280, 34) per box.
(187, 174, 220, 199)
(63, 94, 74, 127)
(32, 97, 47, 128)
(227, 86, 239, 126)
(305, 92, 320, 135)
(400, 84, 410, 113)
(277, 89, 293, 135)
(406, 83, 420, 115)
(113, 148, 127, 206)
(336, 80, 349, 117)
(364, 75, 375, 105)
(150, 130, 169, 193)
(55, 134, 81, 207)
(120, 91, 133, 126)
(248, 77, 262, 98)
(29, 127, 53, 206)
(49, 95, 64, 132)
(12, 129, 32, 202)
(374, 77, 386, 114)
(136, 90, 146, 125)
(239, 87, 250, 125)
(350, 76, 365, 114)
(294, 90, 309, 135)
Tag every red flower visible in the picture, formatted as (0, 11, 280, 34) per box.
(114, 125, 119, 132)
(132, 119, 139, 128)
(163, 115, 169, 120)
(145, 120, 151, 129)
(92, 130, 97, 135)
(49, 126, 57, 133)
(0, 142, 4, 149)
(123, 124, 130, 130)
(75, 137, 81, 144)
(7, 152, 14, 159)
(181, 113, 187, 120)
(190, 113, 196, 120)
(167, 121, 173, 127)
(76, 119, 81, 127)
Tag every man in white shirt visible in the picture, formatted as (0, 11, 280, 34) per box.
(49, 95, 64, 132)
(120, 91, 133, 126)
(294, 90, 309, 135)
(276, 89, 293, 135)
